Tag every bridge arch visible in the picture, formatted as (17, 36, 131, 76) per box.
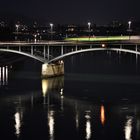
(48, 48, 140, 63)
(0, 49, 45, 63)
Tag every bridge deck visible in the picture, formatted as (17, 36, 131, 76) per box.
(0, 38, 140, 46)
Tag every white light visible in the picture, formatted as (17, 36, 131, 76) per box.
(15, 112, 21, 137)
(124, 116, 133, 140)
(88, 22, 91, 26)
(128, 21, 132, 30)
(42, 63, 48, 76)
(2, 67, 5, 85)
(88, 22, 91, 31)
(48, 111, 55, 140)
(60, 60, 64, 64)
(42, 79, 48, 97)
(76, 112, 79, 129)
(50, 23, 54, 30)
(50, 23, 53, 27)
(60, 88, 63, 96)
(102, 44, 105, 48)
(86, 119, 91, 140)
(85, 113, 91, 140)
(128, 21, 131, 25)
(6, 66, 8, 85)
(15, 24, 19, 29)
(15, 24, 19, 32)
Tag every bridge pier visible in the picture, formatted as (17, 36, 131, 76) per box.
(41, 61, 64, 78)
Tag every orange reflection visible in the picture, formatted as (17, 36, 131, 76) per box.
(100, 105, 105, 125)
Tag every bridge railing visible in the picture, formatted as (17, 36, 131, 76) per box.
(0, 41, 140, 63)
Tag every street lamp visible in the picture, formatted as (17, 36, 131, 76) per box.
(128, 21, 132, 39)
(15, 24, 19, 40)
(128, 21, 131, 30)
(50, 23, 53, 40)
(34, 34, 37, 42)
(88, 22, 91, 32)
(88, 22, 91, 39)
(15, 24, 19, 32)
(50, 23, 53, 31)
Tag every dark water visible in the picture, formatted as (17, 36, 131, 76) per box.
(1, 51, 140, 140)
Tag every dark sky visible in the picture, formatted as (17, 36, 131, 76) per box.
(0, 0, 140, 25)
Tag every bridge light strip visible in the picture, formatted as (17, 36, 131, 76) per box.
(65, 36, 130, 42)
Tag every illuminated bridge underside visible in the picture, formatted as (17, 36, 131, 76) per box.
(0, 47, 139, 64)
(48, 48, 140, 63)
(0, 49, 45, 63)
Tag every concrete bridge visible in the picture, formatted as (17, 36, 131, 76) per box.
(0, 36, 140, 77)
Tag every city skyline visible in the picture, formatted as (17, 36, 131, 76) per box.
(0, 0, 140, 25)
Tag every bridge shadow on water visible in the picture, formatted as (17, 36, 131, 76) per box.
(63, 51, 140, 103)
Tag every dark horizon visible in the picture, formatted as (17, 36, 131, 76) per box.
(0, 0, 140, 25)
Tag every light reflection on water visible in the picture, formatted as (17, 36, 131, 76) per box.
(14, 112, 22, 137)
(48, 110, 55, 140)
(0, 76, 140, 140)
(0, 66, 9, 86)
(85, 111, 92, 140)
(14, 97, 24, 138)
(124, 116, 133, 140)
(100, 105, 105, 125)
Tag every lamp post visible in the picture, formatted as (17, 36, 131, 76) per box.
(88, 22, 91, 39)
(128, 21, 131, 30)
(15, 24, 19, 40)
(128, 21, 132, 39)
(34, 34, 37, 42)
(50, 23, 53, 40)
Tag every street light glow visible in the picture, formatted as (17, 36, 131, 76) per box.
(128, 21, 131, 25)
(50, 23, 54, 40)
(128, 21, 132, 30)
(50, 23, 53, 28)
(87, 22, 91, 30)
(88, 22, 91, 27)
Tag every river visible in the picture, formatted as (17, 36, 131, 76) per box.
(0, 51, 140, 140)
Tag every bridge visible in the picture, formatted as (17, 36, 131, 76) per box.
(0, 36, 140, 77)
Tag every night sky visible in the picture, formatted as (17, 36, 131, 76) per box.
(0, 0, 140, 24)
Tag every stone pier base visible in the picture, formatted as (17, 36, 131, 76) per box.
(42, 61, 64, 78)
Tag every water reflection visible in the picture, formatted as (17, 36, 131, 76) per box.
(14, 112, 22, 137)
(85, 111, 92, 140)
(75, 103, 79, 130)
(42, 79, 49, 105)
(2, 74, 140, 140)
(14, 97, 24, 138)
(42, 77, 64, 96)
(100, 105, 105, 125)
(42, 77, 64, 140)
(48, 110, 55, 140)
(42, 79, 49, 98)
(0, 66, 9, 86)
(60, 88, 64, 111)
(124, 116, 133, 140)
